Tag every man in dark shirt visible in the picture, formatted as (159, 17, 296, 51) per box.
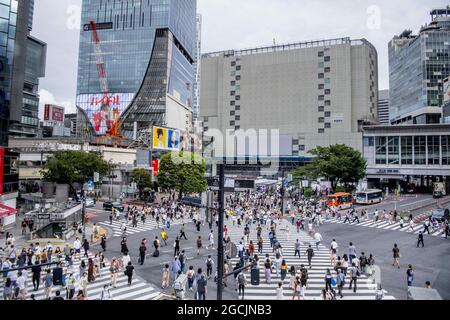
(196, 275, 207, 300)
(306, 245, 314, 269)
(417, 232, 424, 248)
(52, 290, 65, 300)
(31, 261, 42, 291)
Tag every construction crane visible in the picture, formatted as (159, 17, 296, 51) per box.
(89, 20, 123, 140)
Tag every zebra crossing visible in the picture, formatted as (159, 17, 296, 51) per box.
(0, 253, 160, 300)
(99, 218, 184, 237)
(225, 223, 396, 300)
(324, 217, 448, 238)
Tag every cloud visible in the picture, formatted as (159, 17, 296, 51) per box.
(38, 89, 77, 120)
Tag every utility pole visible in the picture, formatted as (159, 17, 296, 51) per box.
(280, 167, 285, 215)
(217, 162, 225, 300)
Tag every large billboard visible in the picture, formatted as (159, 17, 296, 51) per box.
(44, 104, 65, 122)
(152, 126, 181, 151)
(444, 77, 450, 103)
(76, 93, 134, 136)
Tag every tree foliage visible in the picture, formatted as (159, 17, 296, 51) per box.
(291, 144, 366, 191)
(157, 151, 208, 198)
(41, 151, 112, 185)
(132, 168, 153, 194)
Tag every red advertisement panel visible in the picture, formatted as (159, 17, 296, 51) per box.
(152, 160, 159, 177)
(44, 105, 50, 121)
(51, 106, 65, 122)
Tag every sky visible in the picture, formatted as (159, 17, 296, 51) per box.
(33, 0, 448, 117)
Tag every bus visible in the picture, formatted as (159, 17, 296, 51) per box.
(355, 189, 383, 205)
(326, 192, 353, 210)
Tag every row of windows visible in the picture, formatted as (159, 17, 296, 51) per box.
(372, 135, 450, 165)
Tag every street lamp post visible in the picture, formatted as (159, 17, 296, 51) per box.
(217, 162, 225, 300)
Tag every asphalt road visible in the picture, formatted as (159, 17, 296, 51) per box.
(315, 221, 450, 299)
(87, 197, 450, 300)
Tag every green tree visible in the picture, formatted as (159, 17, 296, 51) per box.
(157, 151, 208, 199)
(41, 151, 112, 198)
(132, 168, 153, 199)
(305, 144, 367, 191)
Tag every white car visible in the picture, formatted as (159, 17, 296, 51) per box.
(84, 198, 95, 208)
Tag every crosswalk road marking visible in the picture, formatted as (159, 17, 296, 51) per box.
(99, 218, 184, 237)
(325, 217, 448, 238)
(225, 223, 396, 300)
(0, 253, 160, 300)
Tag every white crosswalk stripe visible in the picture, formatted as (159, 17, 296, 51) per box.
(225, 223, 395, 300)
(0, 253, 160, 300)
(325, 217, 448, 238)
(99, 218, 184, 237)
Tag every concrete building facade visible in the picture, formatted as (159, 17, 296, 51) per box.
(199, 38, 378, 174)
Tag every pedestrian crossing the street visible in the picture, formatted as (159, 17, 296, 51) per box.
(99, 218, 184, 237)
(324, 217, 448, 238)
(225, 222, 396, 300)
(0, 253, 160, 300)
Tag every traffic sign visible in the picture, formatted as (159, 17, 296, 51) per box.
(87, 180, 94, 189)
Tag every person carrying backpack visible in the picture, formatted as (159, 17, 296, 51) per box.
(237, 272, 247, 300)
(205, 255, 214, 279)
(348, 262, 359, 293)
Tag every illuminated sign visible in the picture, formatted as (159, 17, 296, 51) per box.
(76, 93, 134, 136)
(44, 104, 65, 122)
(83, 22, 113, 31)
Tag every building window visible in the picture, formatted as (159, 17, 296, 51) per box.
(427, 136, 440, 165)
(364, 137, 374, 147)
(318, 117, 324, 123)
(324, 56, 330, 62)
(235, 85, 241, 91)
(236, 66, 241, 71)
(442, 136, 450, 165)
(324, 67, 330, 73)
(318, 84, 324, 90)
(235, 115, 240, 121)
(318, 62, 324, 68)
(236, 75, 241, 81)
(299, 145, 305, 151)
(231, 81, 236, 86)
(387, 136, 400, 165)
(230, 91, 235, 96)
(230, 121, 235, 126)
(318, 95, 324, 101)
(325, 111, 331, 117)
(324, 123, 331, 129)
(318, 73, 324, 79)
(325, 100, 331, 106)
(231, 71, 236, 76)
(401, 136, 413, 165)
(235, 105, 241, 110)
(318, 51, 324, 57)
(235, 95, 240, 100)
(414, 136, 426, 165)
(230, 101, 235, 106)
(230, 111, 235, 116)
(318, 106, 324, 112)
(318, 129, 324, 134)
(231, 61, 236, 67)
(235, 126, 240, 130)
(325, 89, 331, 95)
(324, 78, 331, 84)
(375, 136, 387, 165)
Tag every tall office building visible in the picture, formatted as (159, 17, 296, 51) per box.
(378, 89, 390, 125)
(200, 37, 378, 173)
(9, 0, 46, 138)
(76, 0, 197, 140)
(389, 7, 450, 125)
(192, 14, 202, 121)
(0, 0, 21, 224)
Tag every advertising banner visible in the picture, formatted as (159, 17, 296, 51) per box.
(44, 105, 65, 122)
(76, 93, 134, 136)
(152, 126, 180, 151)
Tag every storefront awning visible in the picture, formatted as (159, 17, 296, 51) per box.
(0, 204, 17, 219)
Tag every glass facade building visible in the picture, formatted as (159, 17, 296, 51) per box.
(0, 0, 18, 146)
(76, 0, 197, 139)
(389, 8, 450, 124)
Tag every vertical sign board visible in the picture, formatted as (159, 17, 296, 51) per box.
(0, 147, 4, 194)
(44, 104, 50, 120)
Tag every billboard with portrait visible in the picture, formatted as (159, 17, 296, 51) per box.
(152, 126, 181, 151)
